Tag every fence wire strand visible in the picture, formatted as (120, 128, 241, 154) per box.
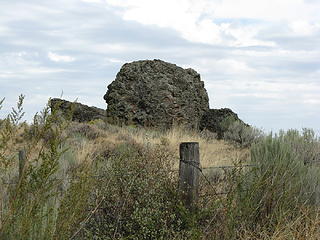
(0, 162, 254, 186)
(202, 164, 256, 170)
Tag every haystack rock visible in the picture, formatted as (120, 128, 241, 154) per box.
(104, 59, 209, 129)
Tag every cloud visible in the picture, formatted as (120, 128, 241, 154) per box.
(105, 0, 276, 47)
(48, 52, 75, 62)
(289, 21, 320, 36)
(81, 0, 103, 3)
(0, 0, 319, 132)
(210, 0, 320, 23)
(105, 0, 320, 48)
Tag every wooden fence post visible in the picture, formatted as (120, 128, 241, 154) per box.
(19, 150, 26, 181)
(178, 142, 200, 209)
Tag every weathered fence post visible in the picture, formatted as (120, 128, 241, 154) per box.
(19, 150, 26, 181)
(178, 142, 200, 209)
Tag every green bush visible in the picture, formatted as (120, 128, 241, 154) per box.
(67, 122, 105, 140)
(223, 120, 264, 148)
(79, 141, 196, 240)
(0, 97, 96, 240)
(0, 97, 202, 240)
(228, 129, 320, 236)
(0, 96, 69, 239)
(0, 95, 25, 167)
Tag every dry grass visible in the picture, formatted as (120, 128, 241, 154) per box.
(80, 121, 248, 169)
(239, 208, 320, 240)
(6, 112, 320, 239)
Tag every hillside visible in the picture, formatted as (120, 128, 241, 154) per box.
(1, 98, 320, 239)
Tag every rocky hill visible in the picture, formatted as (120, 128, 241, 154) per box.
(51, 59, 247, 138)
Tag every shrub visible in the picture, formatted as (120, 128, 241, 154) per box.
(67, 122, 105, 140)
(54, 167, 95, 240)
(0, 96, 66, 239)
(78, 141, 195, 240)
(0, 95, 26, 168)
(223, 120, 264, 148)
(200, 129, 217, 140)
(228, 130, 320, 237)
(0, 97, 94, 240)
(284, 128, 320, 164)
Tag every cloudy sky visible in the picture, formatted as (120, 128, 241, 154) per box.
(0, 0, 319, 133)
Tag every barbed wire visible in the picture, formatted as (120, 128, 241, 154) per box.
(0, 169, 180, 185)
(0, 164, 241, 185)
(2, 159, 319, 186)
(1, 174, 113, 185)
(202, 164, 256, 170)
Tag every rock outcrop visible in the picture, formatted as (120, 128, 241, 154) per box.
(50, 98, 106, 122)
(104, 59, 209, 129)
(200, 108, 247, 139)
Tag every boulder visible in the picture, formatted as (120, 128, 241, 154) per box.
(50, 98, 106, 122)
(104, 59, 209, 129)
(200, 108, 247, 139)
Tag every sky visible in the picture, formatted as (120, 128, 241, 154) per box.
(0, 0, 319, 133)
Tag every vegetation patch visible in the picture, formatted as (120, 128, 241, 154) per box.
(1, 97, 320, 239)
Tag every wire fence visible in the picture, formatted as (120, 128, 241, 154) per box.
(4, 160, 319, 185)
(0, 151, 254, 187)
(1, 174, 110, 185)
(197, 163, 256, 196)
(0, 167, 180, 186)
(4, 145, 319, 201)
(198, 160, 320, 196)
(0, 167, 249, 196)
(202, 164, 256, 170)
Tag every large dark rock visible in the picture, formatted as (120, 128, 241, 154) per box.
(200, 108, 247, 139)
(50, 98, 106, 122)
(104, 59, 209, 129)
